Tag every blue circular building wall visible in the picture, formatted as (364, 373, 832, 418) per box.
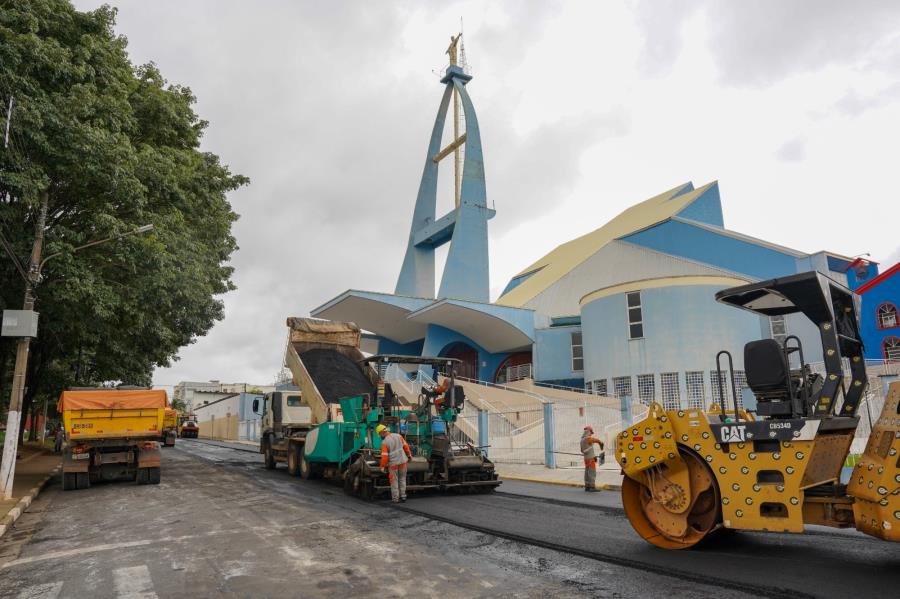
(579, 278, 766, 409)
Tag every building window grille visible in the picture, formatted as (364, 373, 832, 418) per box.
(732, 370, 748, 409)
(877, 303, 899, 329)
(585, 381, 592, 394)
(710, 370, 729, 406)
(686, 371, 706, 409)
(613, 376, 633, 400)
(769, 315, 787, 346)
(660, 372, 680, 410)
(637, 374, 655, 405)
(626, 291, 643, 339)
(884, 337, 900, 362)
(594, 379, 608, 396)
(570, 331, 583, 371)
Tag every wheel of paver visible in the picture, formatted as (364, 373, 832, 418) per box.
(288, 445, 301, 477)
(149, 467, 161, 485)
(136, 467, 150, 485)
(62, 472, 77, 491)
(621, 447, 721, 549)
(264, 444, 276, 470)
(75, 472, 90, 490)
(299, 450, 315, 480)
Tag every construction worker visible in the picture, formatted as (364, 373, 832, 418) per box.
(53, 423, 64, 454)
(377, 424, 412, 503)
(581, 426, 605, 492)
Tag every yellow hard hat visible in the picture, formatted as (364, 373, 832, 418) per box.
(375, 424, 387, 435)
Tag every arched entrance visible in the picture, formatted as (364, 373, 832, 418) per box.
(494, 352, 533, 384)
(441, 342, 479, 380)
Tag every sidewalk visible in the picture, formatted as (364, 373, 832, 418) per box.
(496, 461, 623, 490)
(0, 443, 61, 537)
(197, 436, 258, 448)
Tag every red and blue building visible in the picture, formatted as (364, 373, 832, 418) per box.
(855, 262, 900, 362)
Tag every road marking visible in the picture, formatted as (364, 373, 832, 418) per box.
(16, 582, 63, 599)
(1, 530, 227, 569)
(113, 565, 158, 599)
(1, 518, 350, 570)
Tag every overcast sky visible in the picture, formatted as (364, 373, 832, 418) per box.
(71, 1, 900, 390)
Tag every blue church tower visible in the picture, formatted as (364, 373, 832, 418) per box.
(394, 34, 495, 302)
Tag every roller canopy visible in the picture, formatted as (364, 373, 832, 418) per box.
(716, 270, 867, 418)
(715, 271, 858, 327)
(58, 389, 168, 411)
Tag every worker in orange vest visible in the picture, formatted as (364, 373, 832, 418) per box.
(581, 426, 605, 492)
(378, 424, 413, 503)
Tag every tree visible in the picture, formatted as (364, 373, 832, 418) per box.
(0, 1, 248, 436)
(170, 395, 187, 414)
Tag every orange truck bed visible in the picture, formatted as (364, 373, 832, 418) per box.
(59, 389, 167, 441)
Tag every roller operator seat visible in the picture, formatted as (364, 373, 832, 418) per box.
(744, 339, 794, 417)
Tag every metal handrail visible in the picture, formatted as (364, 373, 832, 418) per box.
(534, 380, 588, 394)
(452, 374, 549, 404)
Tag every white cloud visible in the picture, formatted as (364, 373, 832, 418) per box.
(68, 0, 900, 387)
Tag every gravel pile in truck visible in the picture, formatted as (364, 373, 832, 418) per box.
(298, 348, 375, 403)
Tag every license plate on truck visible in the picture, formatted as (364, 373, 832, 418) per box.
(72, 453, 90, 460)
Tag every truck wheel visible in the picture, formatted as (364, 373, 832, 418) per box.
(75, 472, 90, 490)
(288, 445, 301, 477)
(300, 450, 316, 480)
(149, 467, 161, 485)
(264, 444, 276, 470)
(136, 467, 150, 485)
(62, 473, 77, 491)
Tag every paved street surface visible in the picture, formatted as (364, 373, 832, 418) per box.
(0, 440, 896, 598)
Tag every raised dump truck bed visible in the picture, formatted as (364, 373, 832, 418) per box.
(58, 389, 165, 491)
(260, 318, 378, 472)
(283, 317, 377, 424)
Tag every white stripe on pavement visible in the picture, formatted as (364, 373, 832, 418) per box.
(113, 565, 158, 599)
(17, 582, 63, 599)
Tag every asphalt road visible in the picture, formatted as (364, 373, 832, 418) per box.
(0, 439, 895, 598)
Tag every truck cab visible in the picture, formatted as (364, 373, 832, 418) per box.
(255, 391, 323, 475)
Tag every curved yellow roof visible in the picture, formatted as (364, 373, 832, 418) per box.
(496, 182, 716, 308)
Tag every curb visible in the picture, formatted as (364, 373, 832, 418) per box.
(500, 474, 622, 491)
(0, 464, 60, 539)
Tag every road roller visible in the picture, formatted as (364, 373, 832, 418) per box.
(617, 271, 899, 548)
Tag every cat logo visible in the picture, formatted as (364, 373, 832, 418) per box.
(719, 425, 747, 443)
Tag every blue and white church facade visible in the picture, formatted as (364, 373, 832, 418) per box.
(311, 59, 883, 410)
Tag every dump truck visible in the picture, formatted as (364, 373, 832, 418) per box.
(161, 408, 177, 447)
(58, 388, 165, 490)
(618, 271, 899, 548)
(257, 390, 315, 470)
(256, 318, 500, 497)
(256, 318, 363, 472)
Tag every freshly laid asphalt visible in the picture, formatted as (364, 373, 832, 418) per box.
(0, 439, 895, 598)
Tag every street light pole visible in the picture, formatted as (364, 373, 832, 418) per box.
(0, 207, 154, 499)
(0, 191, 48, 499)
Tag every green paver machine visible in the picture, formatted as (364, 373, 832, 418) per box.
(300, 355, 501, 499)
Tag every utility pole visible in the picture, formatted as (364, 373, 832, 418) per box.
(0, 191, 48, 499)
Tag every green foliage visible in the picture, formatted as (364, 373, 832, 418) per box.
(0, 1, 247, 412)
(170, 395, 187, 413)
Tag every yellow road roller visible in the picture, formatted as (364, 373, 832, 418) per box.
(617, 271, 898, 548)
